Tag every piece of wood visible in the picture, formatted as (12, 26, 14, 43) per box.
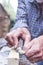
(8, 49, 19, 65)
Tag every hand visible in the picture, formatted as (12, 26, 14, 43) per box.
(5, 28, 31, 47)
(23, 36, 43, 62)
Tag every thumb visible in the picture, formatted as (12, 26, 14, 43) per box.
(23, 39, 33, 52)
(23, 34, 31, 48)
(23, 37, 30, 50)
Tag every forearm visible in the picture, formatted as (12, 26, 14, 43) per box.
(10, 0, 28, 31)
(10, 21, 28, 31)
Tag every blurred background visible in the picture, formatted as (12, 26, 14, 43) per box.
(0, 0, 18, 38)
(0, 0, 18, 20)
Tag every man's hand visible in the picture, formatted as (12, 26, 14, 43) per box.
(5, 28, 31, 47)
(23, 36, 43, 62)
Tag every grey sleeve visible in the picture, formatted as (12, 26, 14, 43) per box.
(11, 0, 28, 31)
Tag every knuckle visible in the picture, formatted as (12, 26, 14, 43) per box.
(5, 34, 10, 39)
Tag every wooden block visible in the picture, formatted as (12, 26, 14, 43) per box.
(8, 49, 19, 65)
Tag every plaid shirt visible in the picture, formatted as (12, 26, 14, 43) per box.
(11, 0, 43, 39)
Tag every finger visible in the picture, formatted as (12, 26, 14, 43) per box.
(29, 51, 42, 59)
(31, 51, 42, 58)
(7, 43, 13, 47)
(30, 57, 42, 63)
(23, 43, 32, 52)
(5, 35, 13, 45)
(23, 33, 31, 44)
(25, 47, 40, 58)
(29, 56, 42, 63)
(24, 36, 30, 46)
(23, 40, 33, 52)
(28, 52, 42, 62)
(12, 36, 18, 48)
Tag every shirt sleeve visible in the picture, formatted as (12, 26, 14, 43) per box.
(11, 0, 28, 31)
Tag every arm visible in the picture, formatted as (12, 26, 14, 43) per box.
(11, 0, 28, 31)
(5, 0, 31, 47)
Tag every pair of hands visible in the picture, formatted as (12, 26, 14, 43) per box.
(5, 28, 43, 62)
